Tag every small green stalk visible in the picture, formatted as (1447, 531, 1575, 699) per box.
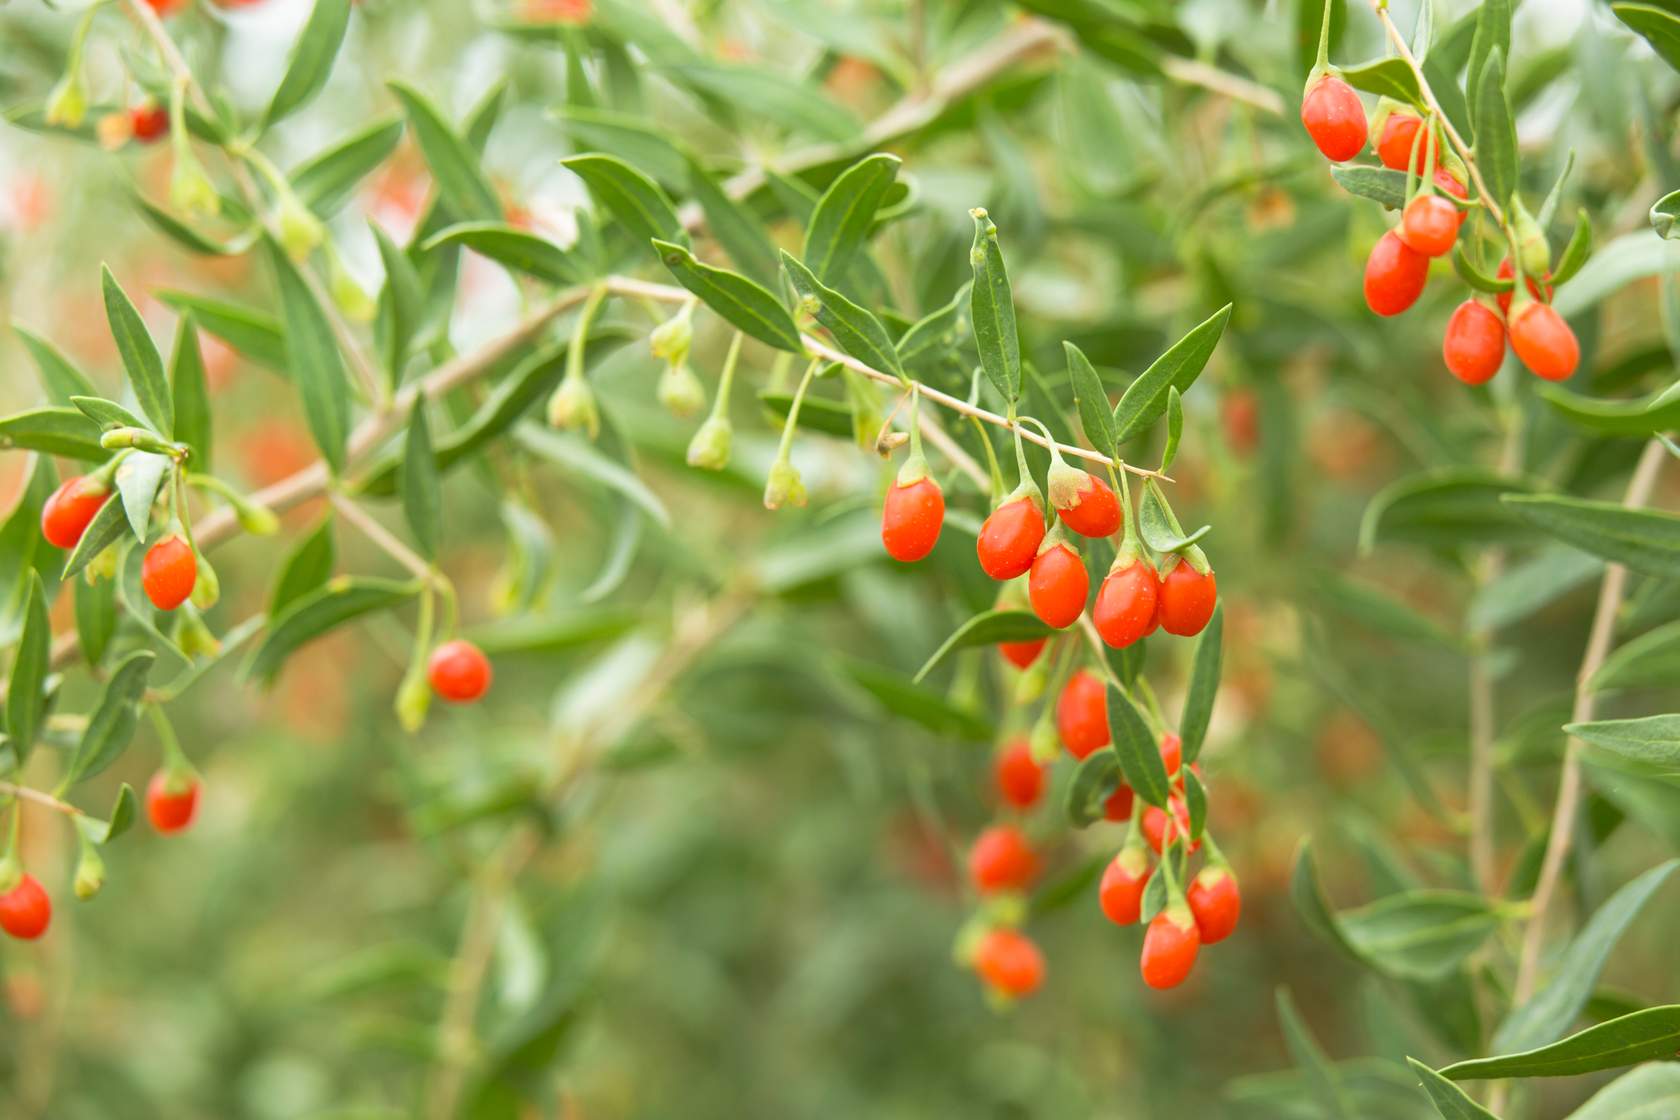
(765, 359, 820, 509)
(169, 76, 219, 219)
(687, 331, 741, 471)
(548, 284, 608, 438)
(147, 704, 195, 784)
(0, 804, 21, 894)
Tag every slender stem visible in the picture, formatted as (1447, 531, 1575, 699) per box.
(330, 492, 436, 585)
(0, 782, 83, 820)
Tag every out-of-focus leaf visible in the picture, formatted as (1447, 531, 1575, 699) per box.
(292, 116, 405, 216)
(1537, 380, 1680, 436)
(76, 783, 137, 846)
(245, 577, 418, 684)
(1468, 545, 1600, 632)
(838, 659, 991, 740)
(265, 0, 351, 128)
(1180, 605, 1222, 763)
(513, 424, 670, 529)
(685, 157, 779, 286)
(1504, 493, 1680, 579)
(1614, 4, 1680, 71)
(13, 326, 96, 407)
(1443, 1005, 1680, 1080)
(157, 291, 288, 373)
(1277, 987, 1354, 1119)
(5, 573, 48, 763)
(913, 609, 1051, 683)
(270, 517, 335, 618)
(373, 224, 423, 385)
(389, 81, 502, 222)
(400, 401, 441, 560)
(1065, 748, 1121, 828)
(664, 62, 859, 141)
(1361, 470, 1540, 552)
(1332, 166, 1408, 210)
(266, 238, 351, 472)
(62, 651, 155, 787)
(421, 223, 579, 286)
(1556, 232, 1680, 316)
(74, 574, 116, 668)
(169, 315, 212, 473)
(1564, 1064, 1680, 1118)
(1407, 1058, 1496, 1120)
(1339, 891, 1501, 981)
(1594, 621, 1680, 691)
(1654, 188, 1680, 239)
(563, 153, 686, 252)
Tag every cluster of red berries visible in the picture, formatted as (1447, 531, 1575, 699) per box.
(1300, 74, 1579, 385)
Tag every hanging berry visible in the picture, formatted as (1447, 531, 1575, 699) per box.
(1046, 453, 1121, 539)
(1363, 230, 1430, 317)
(428, 639, 493, 703)
(0, 873, 51, 941)
(1300, 74, 1368, 162)
(1140, 905, 1201, 989)
(41, 475, 108, 549)
(1187, 866, 1242, 945)
(968, 824, 1039, 894)
(881, 388, 946, 561)
(1442, 299, 1506, 385)
(1398, 194, 1460, 259)
(1055, 670, 1109, 759)
(973, 927, 1045, 999)
(993, 739, 1045, 810)
(997, 639, 1046, 669)
(1508, 300, 1579, 381)
(1027, 531, 1088, 630)
(1496, 258, 1553, 315)
(1099, 847, 1152, 926)
(1142, 797, 1198, 854)
(146, 771, 200, 834)
(1157, 555, 1217, 637)
(142, 535, 198, 611)
(977, 423, 1046, 579)
(1375, 111, 1424, 171)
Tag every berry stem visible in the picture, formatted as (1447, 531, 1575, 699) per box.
(706, 330, 744, 426)
(772, 358, 822, 468)
(968, 417, 1007, 500)
(329, 491, 440, 591)
(146, 703, 193, 778)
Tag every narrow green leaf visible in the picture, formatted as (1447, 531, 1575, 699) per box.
(1567, 714, 1680, 768)
(265, 0, 350, 127)
(1162, 387, 1184, 471)
(655, 240, 803, 352)
(170, 314, 212, 473)
(1065, 748, 1122, 828)
(781, 251, 903, 380)
(246, 577, 417, 684)
(1593, 620, 1680, 691)
(1453, 245, 1514, 293)
(838, 658, 991, 741)
(1113, 305, 1232, 442)
(968, 209, 1021, 405)
(130, 192, 254, 257)
(1332, 166, 1409, 210)
(1466, 0, 1512, 114)
(1180, 604, 1222, 763)
(1106, 683, 1172, 808)
(389, 81, 503, 222)
(1503, 493, 1680, 579)
(400, 401, 441, 560)
(1277, 987, 1354, 1119)
(664, 62, 860, 142)
(563, 153, 686, 252)
(1537, 380, 1680, 437)
(1339, 891, 1502, 980)
(1407, 1058, 1497, 1120)
(13, 327, 97, 407)
(74, 575, 116, 668)
(114, 451, 171, 541)
(1550, 209, 1595, 287)
(5, 573, 48, 761)
(372, 224, 424, 385)
(1614, 4, 1680, 72)
(292, 116, 406, 216)
(1064, 341, 1116, 455)
(70, 396, 151, 435)
(1340, 57, 1424, 105)
(1361, 470, 1540, 552)
(897, 284, 970, 373)
(266, 238, 351, 473)
(1443, 1005, 1680, 1080)
(62, 650, 155, 786)
(685, 157, 778, 286)
(554, 105, 688, 187)
(913, 609, 1052, 683)
(61, 495, 128, 580)
(79, 783, 137, 845)
(101, 266, 173, 436)
(271, 516, 335, 618)
(803, 153, 900, 286)
(1470, 51, 1517, 210)
(1564, 1064, 1680, 1119)
(1138, 480, 1210, 553)
(513, 424, 671, 529)
(0, 408, 108, 461)
(157, 291, 288, 373)
(421, 223, 579, 286)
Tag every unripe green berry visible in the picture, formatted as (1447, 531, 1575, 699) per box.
(686, 415, 733, 471)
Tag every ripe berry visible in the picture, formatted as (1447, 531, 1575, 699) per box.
(1364, 230, 1430, 317)
(1300, 75, 1367, 162)
(146, 772, 199, 834)
(1435, 170, 1469, 228)
(1102, 780, 1134, 822)
(1496, 258, 1553, 315)
(994, 739, 1045, 810)
(130, 102, 169, 143)
(1157, 559, 1217, 637)
(141, 535, 197, 611)
(997, 639, 1046, 669)
(1028, 541, 1088, 630)
(1099, 847, 1151, 926)
(1093, 561, 1158, 648)
(1159, 731, 1183, 781)
(0, 874, 50, 941)
(1053, 472, 1121, 538)
(1187, 867, 1242, 945)
(973, 927, 1045, 998)
(977, 497, 1045, 580)
(1399, 195, 1460, 258)
(1142, 797, 1198, 854)
(968, 824, 1039, 894)
(1443, 299, 1506, 385)
(428, 639, 493, 703)
(1375, 112, 1424, 171)
(881, 476, 945, 562)
(1509, 302, 1580, 381)
(41, 476, 108, 550)
(1056, 670, 1109, 759)
(1140, 905, 1201, 990)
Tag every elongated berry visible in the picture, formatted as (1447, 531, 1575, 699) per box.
(1140, 905, 1201, 990)
(994, 739, 1044, 810)
(1093, 561, 1158, 648)
(41, 476, 108, 549)
(1443, 300, 1505, 385)
(977, 497, 1044, 580)
(1158, 559, 1217, 637)
(1399, 195, 1459, 258)
(974, 927, 1045, 998)
(0, 874, 50, 940)
(998, 639, 1046, 669)
(968, 824, 1039, 894)
(1364, 230, 1429, 317)
(1187, 867, 1242, 944)
(147, 772, 199, 834)
(1099, 847, 1151, 926)
(1055, 669, 1109, 759)
(1053, 471, 1121, 538)
(1142, 797, 1198, 854)
(428, 639, 492, 703)
(1509, 302, 1579, 381)
(142, 535, 197, 611)
(881, 476, 945, 562)
(1375, 112, 1424, 171)
(1028, 541, 1088, 630)
(1300, 75, 1367, 162)
(1496, 258, 1553, 315)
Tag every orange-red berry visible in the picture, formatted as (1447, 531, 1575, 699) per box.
(1443, 299, 1506, 385)
(1103, 780, 1135, 822)
(973, 927, 1045, 998)
(1187, 867, 1242, 945)
(977, 497, 1044, 580)
(1142, 797, 1198, 855)
(1496, 258, 1552, 315)
(146, 772, 199, 834)
(1093, 561, 1158, 648)
(1159, 731, 1183, 781)
(1056, 669, 1109, 759)
(1028, 541, 1088, 630)
(993, 739, 1044, 810)
(1375, 112, 1424, 171)
(428, 639, 492, 703)
(1157, 560, 1217, 637)
(1509, 302, 1579, 382)
(41, 476, 107, 550)
(997, 639, 1046, 669)
(1364, 230, 1430, 317)
(141, 535, 197, 611)
(881, 476, 945, 562)
(1140, 906, 1200, 989)
(1399, 195, 1460, 258)
(1099, 847, 1151, 926)
(130, 103, 169, 143)
(0, 874, 50, 941)
(1053, 472, 1121, 538)
(968, 824, 1039, 894)
(1301, 75, 1367, 162)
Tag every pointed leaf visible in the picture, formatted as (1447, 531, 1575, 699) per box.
(1065, 748, 1121, 828)
(14, 326, 96, 406)
(265, 0, 350, 127)
(563, 153, 686, 252)
(1064, 341, 1116, 455)
(913, 609, 1052, 683)
(61, 494, 129, 580)
(781, 251, 903, 380)
(62, 650, 155, 786)
(1614, 4, 1680, 72)
(1277, 987, 1354, 1119)
(1107, 682, 1172, 808)
(1550, 209, 1595, 287)
(897, 284, 970, 373)
(803, 153, 899, 286)
(271, 516, 335, 618)
(1470, 51, 1517, 210)
(389, 81, 502, 222)
(1113, 305, 1231, 442)
(292, 116, 405, 216)
(1566, 714, 1680, 768)
(655, 240, 802, 353)
(0, 408, 107, 461)
(170, 315, 212, 473)
(74, 574, 116, 668)
(372, 224, 424, 385)
(1339, 890, 1501, 981)
(968, 209, 1020, 405)
(1407, 1058, 1497, 1120)
(5, 573, 48, 761)
(838, 658, 991, 741)
(686, 157, 778, 286)
(114, 451, 171, 541)
(513, 424, 670, 529)
(1332, 166, 1409, 210)
(421, 223, 579, 286)
(1503, 493, 1680, 579)
(1593, 620, 1680, 691)
(157, 291, 288, 373)
(266, 238, 351, 473)
(1443, 1005, 1680, 1080)
(246, 577, 417, 684)
(400, 400, 441, 560)
(1564, 1065, 1680, 1119)
(101, 266, 173, 436)
(1362, 470, 1540, 552)
(1340, 57, 1423, 105)
(1180, 604, 1222, 763)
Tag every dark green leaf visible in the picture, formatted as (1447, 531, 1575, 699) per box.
(102, 266, 173, 436)
(157, 291, 288, 373)
(1180, 604, 1222, 764)
(74, 575, 116, 668)
(61, 495, 129, 580)
(1504, 493, 1680, 579)
(655, 240, 802, 352)
(1064, 341, 1116, 455)
(1537, 380, 1680, 437)
(77, 783, 137, 845)
(1467, 0, 1512, 114)
(1162, 387, 1184, 472)
(1407, 1058, 1496, 1120)
(913, 609, 1052, 683)
(1453, 245, 1514, 293)
(1550, 209, 1595, 286)
(1113, 305, 1232, 442)
(513, 424, 671, 529)
(266, 238, 351, 473)
(1339, 891, 1501, 981)
(838, 659, 991, 741)
(292, 116, 406, 216)
(389, 81, 502, 222)
(271, 517, 335, 618)
(170, 315, 212, 473)
(421, 223, 579, 286)
(265, 0, 351, 128)
(1065, 748, 1121, 828)
(1341, 58, 1423, 105)
(13, 326, 96, 407)
(62, 651, 155, 786)
(372, 224, 424, 384)
(1332, 166, 1409, 210)
(782, 251, 903, 380)
(1470, 51, 1517, 210)
(1277, 987, 1354, 1119)
(5, 573, 48, 761)
(1443, 1005, 1680, 1080)
(1107, 682, 1172, 808)
(968, 209, 1020, 405)
(0, 408, 107, 461)
(897, 284, 970, 374)
(685, 158, 778, 286)
(246, 577, 417, 684)
(803, 153, 900, 286)
(563, 153, 686, 252)
(400, 401, 441, 560)
(1361, 470, 1540, 552)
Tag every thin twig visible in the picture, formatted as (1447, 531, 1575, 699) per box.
(0, 781, 83, 819)
(329, 492, 436, 584)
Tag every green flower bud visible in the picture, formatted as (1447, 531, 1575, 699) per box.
(648, 310, 693, 365)
(685, 415, 733, 471)
(763, 457, 807, 510)
(395, 666, 430, 733)
(330, 256, 376, 323)
(73, 841, 106, 901)
(274, 190, 325, 262)
(174, 607, 222, 658)
(190, 553, 220, 611)
(657, 362, 706, 419)
(170, 150, 221, 220)
(547, 375, 600, 439)
(46, 71, 88, 129)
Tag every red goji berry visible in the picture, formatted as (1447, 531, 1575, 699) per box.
(1187, 866, 1242, 945)
(977, 497, 1045, 580)
(1300, 75, 1367, 162)
(993, 739, 1044, 811)
(881, 476, 944, 562)
(968, 824, 1039, 894)
(1093, 560, 1158, 649)
(1142, 797, 1199, 855)
(1103, 780, 1134, 822)
(1140, 904, 1200, 989)
(1099, 847, 1151, 926)
(1364, 230, 1430, 317)
(1055, 670, 1109, 759)
(428, 639, 493, 703)
(1495, 258, 1552, 315)
(0, 874, 50, 941)
(40, 476, 107, 550)
(973, 927, 1045, 998)
(1159, 731, 1183, 781)
(997, 639, 1046, 669)
(1375, 112, 1424, 171)
(1399, 195, 1459, 258)
(1436, 170, 1469, 228)
(1442, 299, 1505, 385)
(1052, 471, 1120, 538)
(1509, 302, 1579, 381)
(130, 103, 169, 143)
(141, 535, 197, 611)
(146, 772, 199, 834)
(1028, 540, 1088, 630)
(1157, 558, 1217, 637)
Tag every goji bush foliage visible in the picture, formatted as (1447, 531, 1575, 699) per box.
(0, 0, 1679, 1115)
